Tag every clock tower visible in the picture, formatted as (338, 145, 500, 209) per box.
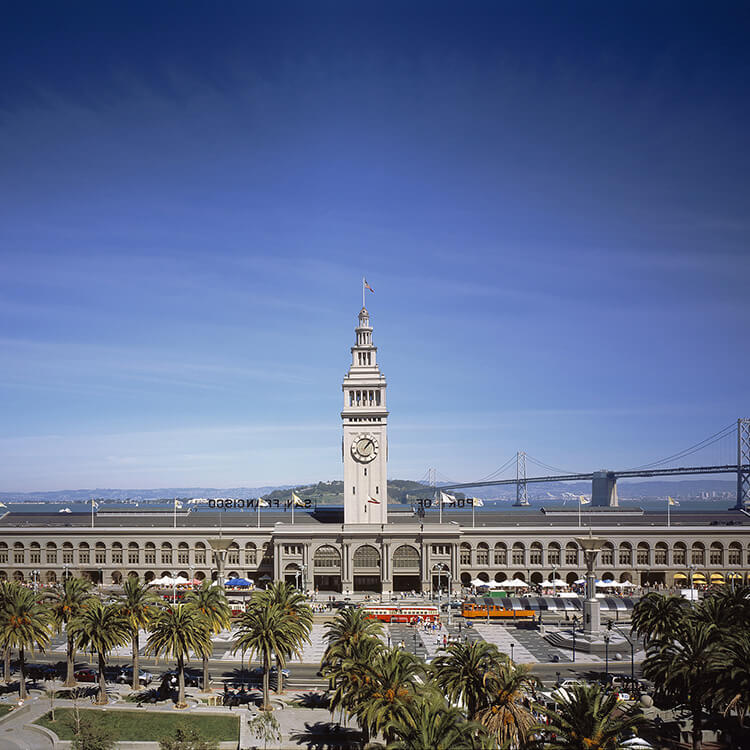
(342, 307, 388, 524)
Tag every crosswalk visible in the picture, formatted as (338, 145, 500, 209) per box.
(472, 624, 539, 663)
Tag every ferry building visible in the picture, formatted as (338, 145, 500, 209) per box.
(1, 306, 749, 594)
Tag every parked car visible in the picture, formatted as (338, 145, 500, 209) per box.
(270, 666, 290, 678)
(116, 667, 154, 686)
(74, 668, 98, 683)
(163, 668, 202, 687)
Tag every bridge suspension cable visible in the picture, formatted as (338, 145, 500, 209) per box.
(472, 454, 517, 484)
(627, 422, 737, 471)
(525, 454, 581, 476)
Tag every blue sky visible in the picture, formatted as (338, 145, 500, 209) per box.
(1, 2, 748, 491)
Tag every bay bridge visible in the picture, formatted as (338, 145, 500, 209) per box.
(423, 418, 750, 510)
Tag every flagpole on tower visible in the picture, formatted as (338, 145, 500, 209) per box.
(362, 276, 365, 308)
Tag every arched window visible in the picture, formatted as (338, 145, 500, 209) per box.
(728, 542, 742, 566)
(46, 571, 57, 584)
(43, 542, 56, 564)
(654, 542, 668, 565)
(460, 543, 471, 566)
(128, 542, 139, 565)
(13, 543, 25, 564)
(244, 543, 257, 566)
(0, 543, 7, 565)
(601, 543, 614, 567)
(178, 542, 190, 565)
(691, 542, 705, 566)
(565, 542, 578, 566)
(30, 542, 41, 564)
(494, 543, 507, 566)
(111, 542, 123, 565)
(353, 545, 380, 570)
(95, 542, 106, 565)
(673, 542, 687, 566)
(161, 542, 172, 565)
(393, 545, 420, 570)
(709, 542, 723, 566)
(529, 542, 543, 566)
(476, 543, 489, 566)
(228, 542, 240, 566)
(145, 542, 156, 564)
(547, 542, 561, 566)
(512, 542, 525, 566)
(618, 543, 632, 566)
(78, 542, 90, 565)
(195, 542, 206, 565)
(313, 545, 341, 570)
(62, 542, 74, 564)
(636, 543, 650, 566)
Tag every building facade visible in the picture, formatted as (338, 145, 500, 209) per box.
(1, 305, 748, 593)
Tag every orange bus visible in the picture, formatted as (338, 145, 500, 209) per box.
(362, 605, 440, 624)
(461, 601, 535, 620)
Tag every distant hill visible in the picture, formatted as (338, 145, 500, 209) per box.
(261, 479, 449, 505)
(0, 478, 736, 505)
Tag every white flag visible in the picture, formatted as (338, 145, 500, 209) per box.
(91, 500, 99, 509)
(579, 495, 590, 505)
(58, 507, 72, 513)
(471, 497, 484, 507)
(174, 500, 183, 509)
(258, 498, 270, 507)
(0, 501, 6, 508)
(292, 492, 305, 507)
(440, 491, 456, 505)
(667, 496, 679, 506)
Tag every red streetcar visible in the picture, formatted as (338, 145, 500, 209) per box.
(362, 604, 440, 624)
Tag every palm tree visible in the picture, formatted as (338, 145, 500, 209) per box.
(145, 603, 212, 708)
(358, 647, 424, 743)
(630, 592, 688, 646)
(324, 633, 384, 743)
(69, 599, 130, 704)
(257, 582, 312, 693)
(643, 618, 718, 750)
(384, 689, 489, 750)
(432, 640, 504, 719)
(475, 659, 540, 748)
(185, 579, 231, 690)
(540, 682, 648, 750)
(233, 601, 287, 711)
(118, 575, 159, 690)
(0, 580, 16, 683)
(322, 605, 383, 665)
(714, 630, 750, 727)
(0, 583, 52, 699)
(47, 577, 93, 687)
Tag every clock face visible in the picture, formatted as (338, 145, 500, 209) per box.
(351, 435, 378, 463)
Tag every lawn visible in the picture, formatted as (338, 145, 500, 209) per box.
(0, 705, 12, 718)
(35, 708, 239, 742)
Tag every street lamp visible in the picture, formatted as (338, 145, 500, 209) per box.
(32, 569, 40, 594)
(608, 619, 635, 688)
(510, 642, 515, 663)
(413, 631, 417, 655)
(604, 633, 611, 686)
(208, 538, 233, 589)
(432, 563, 452, 625)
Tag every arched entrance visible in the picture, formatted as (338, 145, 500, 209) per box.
(566, 572, 578, 585)
(530, 571, 543, 585)
(313, 545, 342, 593)
(352, 544, 381, 593)
(111, 571, 123, 585)
(284, 563, 303, 589)
(392, 545, 421, 592)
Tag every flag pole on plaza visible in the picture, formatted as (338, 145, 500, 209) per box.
(173, 498, 183, 529)
(291, 491, 304, 524)
(471, 497, 484, 528)
(90, 498, 98, 528)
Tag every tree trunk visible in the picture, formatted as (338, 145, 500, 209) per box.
(177, 655, 186, 708)
(65, 633, 76, 687)
(131, 630, 140, 691)
(262, 652, 271, 711)
(3, 647, 10, 684)
(202, 653, 209, 692)
(97, 651, 108, 704)
(19, 647, 26, 700)
(692, 705, 702, 750)
(275, 651, 283, 694)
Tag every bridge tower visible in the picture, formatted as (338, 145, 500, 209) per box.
(736, 418, 750, 511)
(514, 451, 529, 506)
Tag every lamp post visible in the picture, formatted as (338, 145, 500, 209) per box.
(413, 630, 417, 655)
(609, 620, 635, 688)
(576, 533, 605, 635)
(571, 620, 577, 662)
(688, 563, 695, 602)
(208, 538, 233, 589)
(432, 563, 451, 626)
(604, 633, 610, 685)
(32, 569, 40, 594)
(510, 642, 515, 663)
